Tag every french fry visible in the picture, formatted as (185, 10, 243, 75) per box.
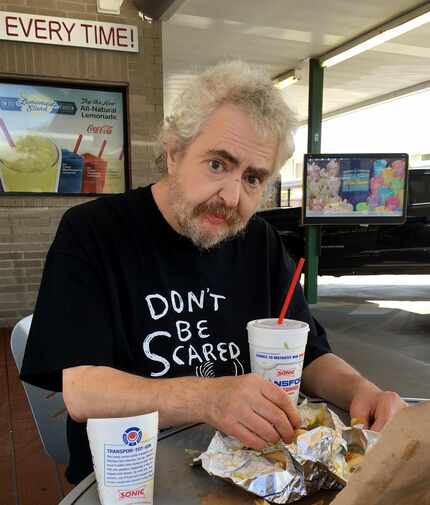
(351, 417, 367, 427)
(264, 450, 288, 469)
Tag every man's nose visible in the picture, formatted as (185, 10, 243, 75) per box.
(218, 177, 241, 207)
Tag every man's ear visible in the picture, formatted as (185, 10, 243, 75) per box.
(165, 138, 181, 175)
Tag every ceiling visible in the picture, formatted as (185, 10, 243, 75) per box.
(162, 0, 430, 121)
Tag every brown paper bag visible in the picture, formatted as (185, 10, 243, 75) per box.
(331, 402, 430, 505)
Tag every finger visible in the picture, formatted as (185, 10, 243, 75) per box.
(370, 391, 407, 431)
(228, 421, 268, 451)
(252, 399, 295, 443)
(261, 383, 301, 428)
(241, 411, 282, 445)
(370, 400, 397, 431)
(370, 415, 388, 432)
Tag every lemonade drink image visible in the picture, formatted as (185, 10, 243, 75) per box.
(82, 153, 107, 193)
(103, 155, 125, 193)
(0, 135, 60, 192)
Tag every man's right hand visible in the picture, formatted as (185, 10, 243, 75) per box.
(63, 366, 300, 446)
(205, 373, 301, 450)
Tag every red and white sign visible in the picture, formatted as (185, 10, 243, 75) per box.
(0, 11, 139, 52)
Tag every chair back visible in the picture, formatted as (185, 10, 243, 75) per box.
(10, 314, 69, 465)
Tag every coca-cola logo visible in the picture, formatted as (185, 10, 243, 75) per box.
(118, 487, 145, 500)
(276, 369, 295, 377)
(87, 124, 113, 135)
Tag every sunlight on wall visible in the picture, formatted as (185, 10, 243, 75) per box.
(281, 87, 430, 197)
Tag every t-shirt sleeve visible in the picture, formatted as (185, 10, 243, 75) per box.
(20, 209, 115, 392)
(268, 224, 331, 368)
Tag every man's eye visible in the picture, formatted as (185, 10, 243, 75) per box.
(245, 175, 261, 187)
(208, 159, 225, 172)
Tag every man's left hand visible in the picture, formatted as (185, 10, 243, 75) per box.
(349, 382, 408, 431)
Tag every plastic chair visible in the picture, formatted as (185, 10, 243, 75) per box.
(10, 314, 70, 465)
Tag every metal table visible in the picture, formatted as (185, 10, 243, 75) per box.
(59, 400, 426, 504)
(57, 396, 425, 504)
(58, 420, 341, 505)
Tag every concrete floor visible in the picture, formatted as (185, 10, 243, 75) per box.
(310, 275, 430, 399)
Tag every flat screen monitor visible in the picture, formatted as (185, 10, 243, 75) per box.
(0, 78, 130, 195)
(302, 153, 408, 225)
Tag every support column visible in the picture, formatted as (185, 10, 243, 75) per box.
(304, 59, 324, 303)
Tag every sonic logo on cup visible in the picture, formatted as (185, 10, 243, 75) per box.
(122, 426, 142, 446)
(276, 368, 295, 377)
(118, 487, 146, 500)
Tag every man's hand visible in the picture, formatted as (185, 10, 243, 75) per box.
(302, 353, 408, 432)
(349, 381, 408, 431)
(205, 373, 301, 450)
(63, 367, 300, 437)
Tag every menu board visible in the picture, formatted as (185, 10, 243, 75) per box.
(303, 153, 408, 225)
(0, 79, 128, 194)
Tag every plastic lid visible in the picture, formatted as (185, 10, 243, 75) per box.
(249, 318, 309, 331)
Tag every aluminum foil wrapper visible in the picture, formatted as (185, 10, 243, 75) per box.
(196, 401, 380, 503)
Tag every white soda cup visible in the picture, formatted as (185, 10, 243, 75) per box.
(247, 318, 309, 404)
(87, 412, 159, 505)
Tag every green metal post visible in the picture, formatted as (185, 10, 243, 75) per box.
(304, 59, 324, 303)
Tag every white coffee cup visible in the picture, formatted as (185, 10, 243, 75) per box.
(87, 412, 159, 505)
(247, 318, 309, 404)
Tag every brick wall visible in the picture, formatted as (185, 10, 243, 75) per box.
(0, 0, 163, 327)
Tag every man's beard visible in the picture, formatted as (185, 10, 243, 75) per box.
(168, 176, 248, 250)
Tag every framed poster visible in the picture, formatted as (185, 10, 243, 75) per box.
(302, 153, 408, 225)
(0, 78, 130, 195)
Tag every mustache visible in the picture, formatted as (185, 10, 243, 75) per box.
(192, 202, 242, 227)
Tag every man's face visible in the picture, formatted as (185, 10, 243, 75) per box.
(166, 104, 278, 250)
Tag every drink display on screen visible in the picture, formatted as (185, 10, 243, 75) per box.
(59, 149, 84, 193)
(82, 153, 107, 193)
(303, 154, 408, 224)
(103, 155, 125, 194)
(0, 80, 128, 195)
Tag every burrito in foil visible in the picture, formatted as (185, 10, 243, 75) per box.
(196, 401, 380, 503)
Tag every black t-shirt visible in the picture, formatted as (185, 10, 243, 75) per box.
(21, 185, 331, 483)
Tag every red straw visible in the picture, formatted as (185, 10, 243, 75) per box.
(73, 134, 82, 154)
(0, 118, 16, 148)
(277, 257, 305, 324)
(98, 140, 107, 158)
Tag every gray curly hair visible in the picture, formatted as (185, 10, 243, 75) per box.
(157, 60, 297, 175)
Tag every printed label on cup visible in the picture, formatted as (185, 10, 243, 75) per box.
(253, 351, 305, 397)
(87, 412, 159, 505)
(247, 318, 309, 404)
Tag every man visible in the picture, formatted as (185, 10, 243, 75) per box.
(21, 61, 405, 484)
